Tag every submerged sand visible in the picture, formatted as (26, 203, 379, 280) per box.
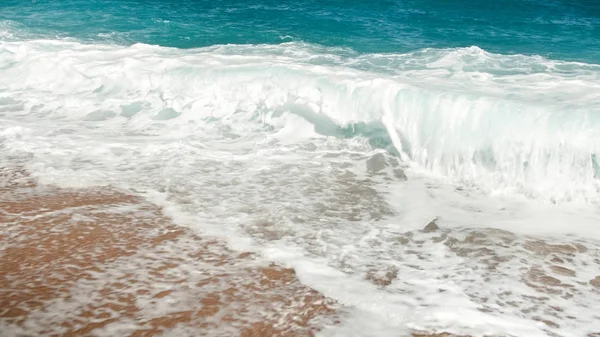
(0, 167, 467, 337)
(0, 167, 337, 336)
(2, 166, 600, 337)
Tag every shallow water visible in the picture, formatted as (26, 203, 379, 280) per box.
(2, 0, 600, 336)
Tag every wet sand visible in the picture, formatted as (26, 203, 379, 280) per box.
(0, 167, 463, 337)
(0, 167, 337, 336)
(5, 166, 599, 336)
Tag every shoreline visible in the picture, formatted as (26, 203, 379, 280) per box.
(0, 167, 466, 337)
(0, 168, 337, 336)
(3, 167, 599, 336)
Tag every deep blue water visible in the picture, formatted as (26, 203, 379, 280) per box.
(1, 0, 600, 63)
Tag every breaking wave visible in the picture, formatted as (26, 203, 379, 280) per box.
(1, 39, 599, 203)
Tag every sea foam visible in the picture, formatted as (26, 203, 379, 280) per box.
(1, 40, 599, 203)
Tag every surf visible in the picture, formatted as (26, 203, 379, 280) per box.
(1, 40, 600, 203)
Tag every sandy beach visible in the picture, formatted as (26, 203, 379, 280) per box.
(3, 165, 600, 336)
(0, 167, 339, 336)
(2, 167, 474, 337)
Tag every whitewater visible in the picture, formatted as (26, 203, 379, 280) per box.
(3, 40, 600, 202)
(2, 1, 600, 336)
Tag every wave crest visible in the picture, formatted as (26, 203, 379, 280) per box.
(1, 40, 599, 203)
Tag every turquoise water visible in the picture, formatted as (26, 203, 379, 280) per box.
(2, 0, 600, 62)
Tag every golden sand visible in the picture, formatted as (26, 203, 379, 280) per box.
(0, 167, 465, 337)
(0, 168, 336, 336)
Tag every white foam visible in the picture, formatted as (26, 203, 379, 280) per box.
(135, 146, 600, 337)
(1, 40, 599, 203)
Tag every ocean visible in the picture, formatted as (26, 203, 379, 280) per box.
(1, 0, 600, 336)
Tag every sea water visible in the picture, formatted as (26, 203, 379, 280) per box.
(1, 0, 600, 336)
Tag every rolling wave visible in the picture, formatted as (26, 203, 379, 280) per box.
(1, 39, 599, 203)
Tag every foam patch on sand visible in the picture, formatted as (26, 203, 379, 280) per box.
(0, 168, 338, 337)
